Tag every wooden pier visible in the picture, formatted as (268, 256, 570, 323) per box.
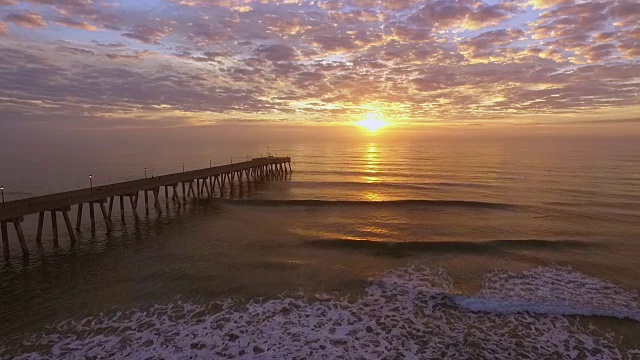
(0, 156, 291, 260)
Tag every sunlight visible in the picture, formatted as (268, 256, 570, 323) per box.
(357, 112, 388, 133)
(364, 144, 379, 179)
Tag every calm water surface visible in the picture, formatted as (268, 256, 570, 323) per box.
(0, 134, 639, 358)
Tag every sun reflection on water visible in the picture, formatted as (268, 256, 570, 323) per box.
(360, 144, 385, 200)
(364, 144, 379, 178)
(363, 191, 384, 201)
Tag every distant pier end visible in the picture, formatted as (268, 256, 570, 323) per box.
(0, 156, 292, 259)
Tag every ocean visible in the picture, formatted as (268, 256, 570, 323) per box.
(0, 129, 639, 359)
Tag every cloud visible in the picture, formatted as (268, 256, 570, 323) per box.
(105, 50, 155, 61)
(254, 44, 298, 62)
(56, 17, 98, 31)
(531, 1, 612, 39)
(408, 0, 519, 30)
(459, 29, 525, 57)
(524, 0, 640, 63)
(579, 43, 617, 62)
(178, 51, 228, 63)
(0, 0, 637, 125)
(610, 0, 640, 28)
(122, 24, 172, 44)
(312, 34, 358, 52)
(0, 47, 280, 117)
(187, 22, 233, 46)
(412, 69, 459, 92)
(4, 11, 47, 29)
(59, 45, 95, 55)
(391, 24, 436, 42)
(528, 0, 572, 10)
(466, 2, 522, 30)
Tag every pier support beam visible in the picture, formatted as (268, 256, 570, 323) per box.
(98, 201, 113, 232)
(171, 184, 180, 207)
(51, 211, 59, 246)
(203, 178, 211, 197)
(152, 188, 162, 211)
(76, 203, 83, 230)
(108, 197, 115, 218)
(187, 181, 196, 199)
(128, 192, 139, 219)
(61, 208, 77, 246)
(1, 221, 9, 260)
(212, 176, 220, 197)
(120, 196, 125, 222)
(164, 186, 170, 210)
(36, 211, 45, 244)
(89, 202, 96, 231)
(12, 218, 28, 258)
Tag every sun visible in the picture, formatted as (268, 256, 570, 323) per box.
(356, 112, 388, 133)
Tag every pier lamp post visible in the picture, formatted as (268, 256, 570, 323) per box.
(210, 160, 212, 168)
(145, 167, 147, 179)
(182, 163, 185, 173)
(1, 185, 4, 207)
(231, 157, 233, 164)
(89, 174, 93, 189)
(267, 146, 270, 156)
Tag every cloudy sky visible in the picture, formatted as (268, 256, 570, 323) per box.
(0, 0, 638, 128)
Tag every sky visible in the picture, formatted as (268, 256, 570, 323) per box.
(0, 0, 638, 130)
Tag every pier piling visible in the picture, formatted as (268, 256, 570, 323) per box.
(2, 222, 9, 260)
(76, 203, 83, 230)
(119, 196, 125, 222)
(36, 212, 44, 244)
(61, 208, 77, 246)
(51, 211, 59, 247)
(13, 219, 28, 257)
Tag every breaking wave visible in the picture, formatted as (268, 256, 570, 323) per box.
(3, 266, 639, 359)
(451, 266, 640, 321)
(224, 199, 522, 210)
(303, 238, 597, 253)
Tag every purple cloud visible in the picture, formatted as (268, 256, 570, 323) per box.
(56, 17, 97, 31)
(255, 44, 298, 62)
(5, 11, 46, 28)
(122, 24, 172, 44)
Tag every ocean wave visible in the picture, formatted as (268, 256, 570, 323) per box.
(303, 238, 597, 253)
(450, 296, 640, 321)
(288, 180, 496, 190)
(224, 199, 521, 210)
(3, 266, 638, 359)
(449, 266, 640, 321)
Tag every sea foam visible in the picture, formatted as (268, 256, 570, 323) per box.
(451, 266, 640, 321)
(3, 266, 639, 359)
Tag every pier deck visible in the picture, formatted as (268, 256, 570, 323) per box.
(0, 156, 291, 259)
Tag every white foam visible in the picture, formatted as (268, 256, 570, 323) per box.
(452, 297, 640, 320)
(3, 265, 639, 359)
(451, 266, 640, 321)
